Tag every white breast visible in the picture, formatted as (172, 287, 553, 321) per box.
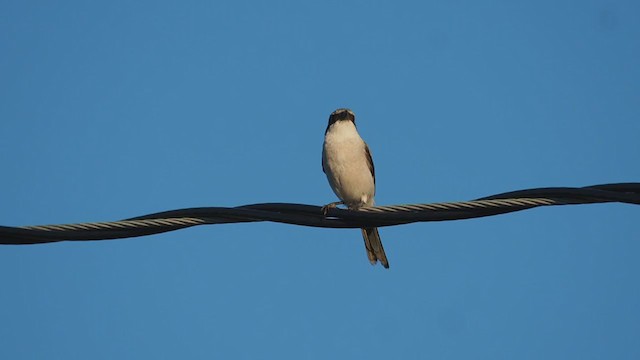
(322, 121, 376, 208)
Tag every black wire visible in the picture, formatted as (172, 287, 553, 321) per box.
(476, 183, 640, 204)
(1, 183, 638, 245)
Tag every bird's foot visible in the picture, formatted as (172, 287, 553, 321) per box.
(321, 201, 344, 216)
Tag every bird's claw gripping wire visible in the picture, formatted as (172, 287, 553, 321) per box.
(321, 201, 344, 216)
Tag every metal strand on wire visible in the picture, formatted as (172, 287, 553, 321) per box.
(1, 183, 638, 245)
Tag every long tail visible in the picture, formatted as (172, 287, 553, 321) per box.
(361, 227, 389, 269)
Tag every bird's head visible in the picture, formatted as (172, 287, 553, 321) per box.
(328, 108, 355, 126)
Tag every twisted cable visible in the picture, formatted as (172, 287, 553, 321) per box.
(1, 183, 637, 245)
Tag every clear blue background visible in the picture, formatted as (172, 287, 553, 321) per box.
(1, 1, 639, 359)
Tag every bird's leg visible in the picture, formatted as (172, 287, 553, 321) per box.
(321, 201, 344, 216)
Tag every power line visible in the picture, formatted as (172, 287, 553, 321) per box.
(1, 183, 638, 245)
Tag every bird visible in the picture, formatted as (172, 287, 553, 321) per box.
(321, 108, 389, 268)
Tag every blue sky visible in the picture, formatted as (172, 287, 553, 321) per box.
(1, 0, 639, 358)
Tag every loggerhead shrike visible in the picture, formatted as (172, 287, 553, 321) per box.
(322, 108, 389, 268)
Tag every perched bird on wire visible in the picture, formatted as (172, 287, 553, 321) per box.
(321, 108, 389, 268)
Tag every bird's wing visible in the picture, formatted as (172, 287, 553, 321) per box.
(364, 142, 375, 184)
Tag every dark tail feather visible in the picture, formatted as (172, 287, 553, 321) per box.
(361, 227, 389, 269)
